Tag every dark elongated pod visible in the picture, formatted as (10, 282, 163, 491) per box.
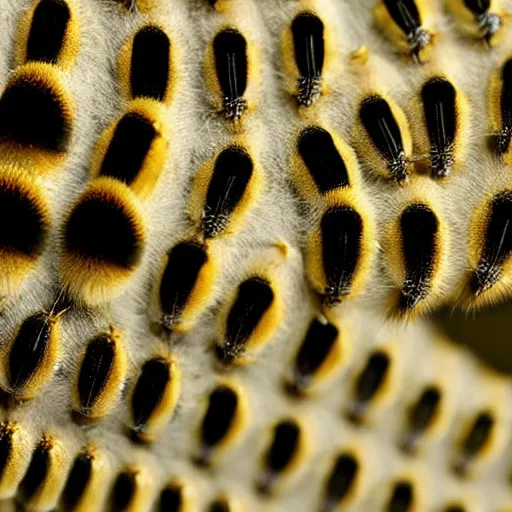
(216, 276, 279, 365)
(290, 12, 325, 106)
(72, 330, 127, 422)
(286, 317, 342, 395)
(256, 418, 307, 494)
(4, 311, 61, 401)
(129, 356, 181, 443)
(212, 28, 249, 120)
(158, 240, 216, 333)
(346, 350, 391, 424)
(195, 381, 249, 466)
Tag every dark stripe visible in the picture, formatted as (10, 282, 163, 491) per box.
(111, 471, 136, 511)
(77, 335, 116, 411)
(398, 204, 439, 312)
(213, 29, 248, 119)
(320, 206, 363, 305)
(495, 58, 512, 155)
(200, 386, 238, 449)
(323, 454, 358, 510)
(293, 318, 338, 390)
(266, 420, 300, 472)
(463, 0, 491, 15)
(421, 77, 458, 178)
(359, 95, 407, 181)
(209, 500, 230, 512)
(401, 386, 441, 453)
(387, 481, 414, 512)
(470, 190, 512, 296)
(292, 13, 324, 80)
(348, 351, 389, 423)
(131, 358, 172, 432)
(383, 0, 422, 34)
(218, 277, 274, 363)
(159, 241, 208, 326)
(297, 126, 350, 192)
(26, 0, 70, 64)
(130, 25, 170, 101)
(463, 413, 494, 453)
(0, 424, 13, 481)
(203, 146, 253, 239)
(8, 312, 53, 393)
(62, 453, 93, 510)
(291, 12, 324, 106)
(98, 112, 157, 187)
(19, 440, 50, 501)
(158, 483, 183, 512)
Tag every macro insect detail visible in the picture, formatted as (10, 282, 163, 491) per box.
(374, 0, 436, 62)
(0, 0, 511, 511)
(212, 28, 250, 120)
(290, 12, 326, 106)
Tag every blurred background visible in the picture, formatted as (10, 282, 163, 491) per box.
(435, 301, 512, 375)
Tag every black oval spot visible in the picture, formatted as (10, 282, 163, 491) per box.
(130, 25, 170, 101)
(26, 0, 71, 65)
(292, 318, 338, 392)
(202, 146, 253, 239)
(198, 385, 238, 464)
(347, 351, 390, 424)
(257, 420, 300, 493)
(382, 0, 431, 58)
(62, 453, 92, 510)
(444, 506, 466, 512)
(64, 192, 143, 269)
(383, 0, 422, 34)
(291, 12, 324, 106)
(322, 454, 359, 510)
(18, 440, 50, 501)
(77, 335, 116, 412)
(470, 190, 512, 296)
(464, 0, 491, 15)
(99, 112, 157, 187)
(320, 206, 363, 305)
(421, 77, 458, 178)
(297, 127, 350, 193)
(266, 421, 300, 472)
(359, 95, 408, 182)
(398, 204, 439, 312)
(131, 357, 172, 436)
(158, 483, 183, 512)
(387, 481, 414, 512)
(159, 241, 208, 328)
(0, 180, 48, 258)
(0, 73, 70, 153)
(0, 424, 14, 481)
(217, 277, 274, 364)
(453, 411, 494, 476)
(401, 386, 441, 453)
(209, 499, 230, 512)
(213, 29, 248, 120)
(8, 312, 53, 393)
(111, 471, 136, 511)
(495, 58, 512, 155)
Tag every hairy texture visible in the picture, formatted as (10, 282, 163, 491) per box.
(0, 0, 511, 511)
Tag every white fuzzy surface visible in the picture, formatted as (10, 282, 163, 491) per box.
(0, 0, 511, 510)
